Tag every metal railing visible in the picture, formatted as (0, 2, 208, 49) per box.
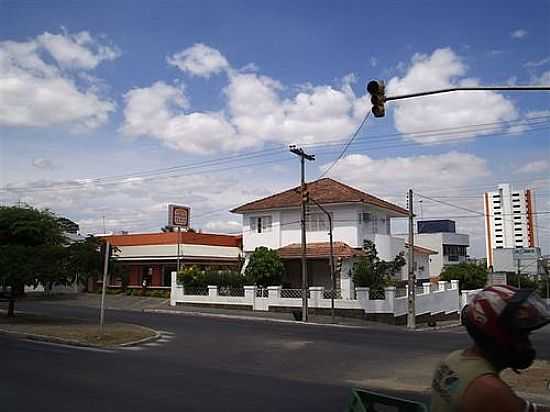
(256, 288, 268, 298)
(218, 287, 245, 297)
(183, 287, 208, 296)
(323, 289, 342, 299)
(281, 289, 309, 299)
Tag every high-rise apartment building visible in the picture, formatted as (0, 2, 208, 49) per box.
(483, 184, 538, 268)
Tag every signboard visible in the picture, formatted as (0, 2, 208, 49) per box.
(168, 204, 190, 228)
(488, 272, 507, 286)
(512, 248, 539, 260)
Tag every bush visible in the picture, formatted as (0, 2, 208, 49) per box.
(352, 241, 405, 289)
(440, 262, 488, 291)
(177, 265, 244, 288)
(244, 247, 285, 287)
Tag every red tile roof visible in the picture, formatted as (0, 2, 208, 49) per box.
(231, 178, 408, 216)
(277, 242, 365, 259)
(405, 243, 438, 255)
(104, 232, 242, 248)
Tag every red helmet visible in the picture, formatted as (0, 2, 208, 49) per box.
(463, 285, 550, 346)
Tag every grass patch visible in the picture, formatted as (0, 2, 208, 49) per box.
(0, 312, 156, 347)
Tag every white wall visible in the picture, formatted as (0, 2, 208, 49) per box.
(242, 211, 282, 251)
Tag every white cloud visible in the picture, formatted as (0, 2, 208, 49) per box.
(37, 31, 120, 69)
(511, 29, 528, 39)
(531, 70, 550, 85)
(120, 81, 238, 154)
(32, 158, 55, 169)
(205, 220, 242, 233)
(123, 45, 371, 153)
(387, 48, 518, 143)
(0, 31, 117, 129)
(322, 151, 490, 196)
(525, 56, 550, 68)
(526, 110, 550, 119)
(369, 57, 377, 67)
(516, 160, 550, 174)
(167, 43, 229, 78)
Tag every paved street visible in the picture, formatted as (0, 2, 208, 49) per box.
(2, 300, 550, 411)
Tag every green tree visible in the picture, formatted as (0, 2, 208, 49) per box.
(352, 241, 405, 291)
(0, 206, 67, 316)
(440, 262, 488, 291)
(244, 247, 285, 287)
(66, 236, 103, 291)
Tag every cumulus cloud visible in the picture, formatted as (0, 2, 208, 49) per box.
(511, 29, 528, 39)
(321, 151, 490, 197)
(32, 158, 55, 170)
(122, 45, 371, 153)
(167, 43, 229, 78)
(515, 160, 550, 174)
(387, 48, 518, 142)
(531, 70, 550, 85)
(205, 220, 242, 233)
(0, 30, 117, 129)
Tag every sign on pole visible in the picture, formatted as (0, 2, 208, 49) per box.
(168, 204, 190, 228)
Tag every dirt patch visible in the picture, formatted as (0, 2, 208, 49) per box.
(502, 360, 550, 396)
(0, 312, 156, 347)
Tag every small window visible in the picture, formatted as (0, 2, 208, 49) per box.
(250, 216, 272, 233)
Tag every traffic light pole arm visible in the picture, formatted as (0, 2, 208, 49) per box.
(385, 85, 550, 102)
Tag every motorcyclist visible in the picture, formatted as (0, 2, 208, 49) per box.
(431, 285, 550, 412)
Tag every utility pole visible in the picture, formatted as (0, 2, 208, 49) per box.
(407, 189, 416, 329)
(310, 196, 335, 322)
(177, 226, 181, 273)
(290, 145, 315, 322)
(99, 240, 110, 333)
(517, 258, 521, 288)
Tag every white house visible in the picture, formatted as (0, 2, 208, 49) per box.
(231, 178, 436, 295)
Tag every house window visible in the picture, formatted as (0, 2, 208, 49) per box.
(307, 212, 331, 232)
(249, 216, 272, 233)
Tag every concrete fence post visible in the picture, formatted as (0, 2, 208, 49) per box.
(450, 280, 459, 290)
(438, 281, 446, 292)
(208, 285, 218, 297)
(267, 286, 282, 310)
(355, 287, 370, 311)
(309, 286, 324, 309)
(244, 285, 257, 309)
(384, 286, 396, 313)
(170, 271, 178, 306)
(423, 283, 431, 295)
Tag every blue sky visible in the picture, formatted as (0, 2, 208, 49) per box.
(1, 0, 549, 256)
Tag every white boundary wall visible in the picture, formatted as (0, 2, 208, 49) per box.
(171, 272, 461, 317)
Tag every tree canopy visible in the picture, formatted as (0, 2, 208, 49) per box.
(244, 247, 285, 287)
(352, 240, 405, 289)
(440, 262, 488, 291)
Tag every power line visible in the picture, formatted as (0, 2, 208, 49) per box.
(3, 116, 548, 193)
(318, 110, 371, 179)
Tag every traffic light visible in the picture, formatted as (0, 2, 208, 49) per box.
(367, 80, 386, 118)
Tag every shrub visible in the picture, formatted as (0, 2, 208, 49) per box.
(352, 241, 405, 289)
(440, 262, 488, 291)
(177, 265, 244, 288)
(244, 247, 285, 287)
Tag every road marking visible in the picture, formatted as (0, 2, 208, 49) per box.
(120, 346, 144, 351)
(26, 339, 115, 353)
(157, 338, 171, 343)
(143, 342, 162, 347)
(158, 330, 175, 335)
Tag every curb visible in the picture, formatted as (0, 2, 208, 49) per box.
(144, 308, 402, 331)
(414, 322, 462, 332)
(0, 321, 160, 349)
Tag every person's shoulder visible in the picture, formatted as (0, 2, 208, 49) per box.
(463, 374, 526, 412)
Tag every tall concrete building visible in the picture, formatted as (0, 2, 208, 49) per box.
(483, 184, 538, 268)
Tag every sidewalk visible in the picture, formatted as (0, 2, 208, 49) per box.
(20, 293, 460, 331)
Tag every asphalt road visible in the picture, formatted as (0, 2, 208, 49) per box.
(2, 302, 549, 412)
